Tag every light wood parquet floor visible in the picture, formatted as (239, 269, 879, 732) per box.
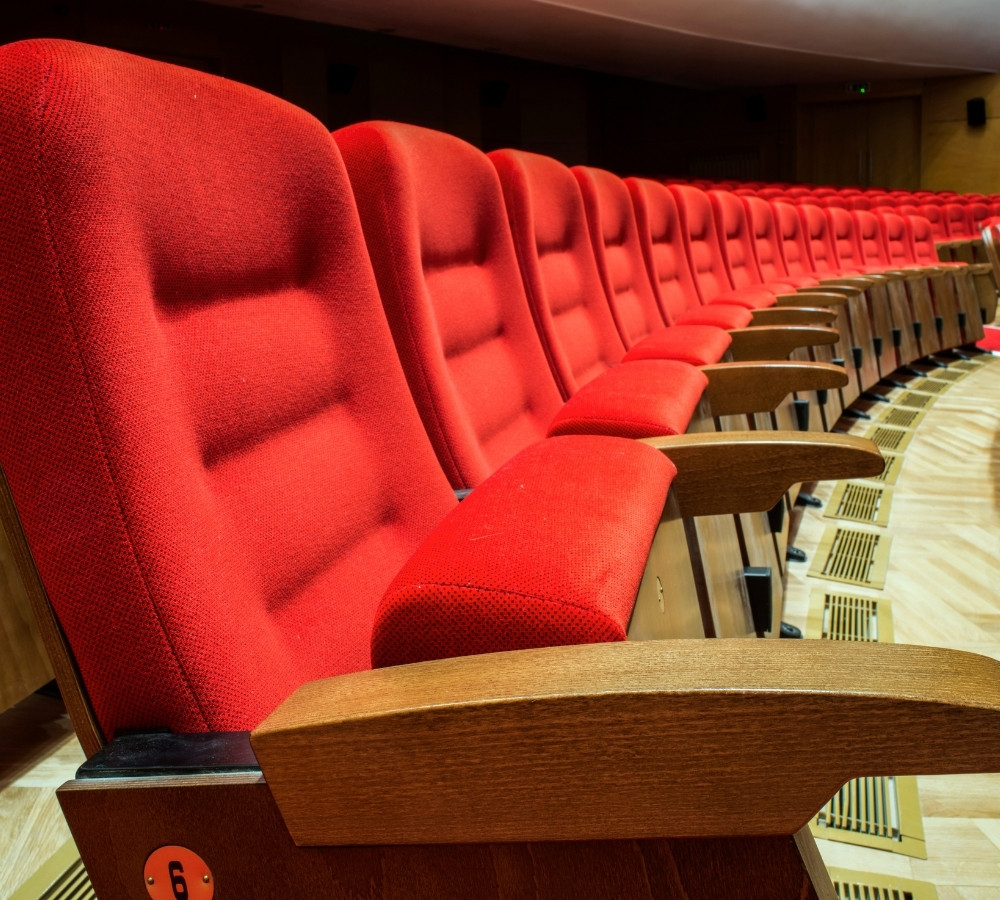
(0, 694, 83, 899)
(784, 352, 1000, 899)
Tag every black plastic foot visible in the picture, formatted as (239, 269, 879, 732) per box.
(901, 367, 926, 379)
(922, 356, 948, 369)
(842, 408, 872, 420)
(795, 493, 823, 508)
(786, 546, 808, 563)
(744, 566, 773, 634)
(780, 622, 804, 639)
(861, 391, 891, 403)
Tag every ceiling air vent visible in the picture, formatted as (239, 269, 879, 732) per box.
(813, 775, 926, 858)
(877, 406, 926, 429)
(894, 391, 934, 410)
(825, 482, 893, 527)
(809, 526, 892, 589)
(863, 425, 913, 453)
(827, 867, 939, 900)
(806, 589, 894, 642)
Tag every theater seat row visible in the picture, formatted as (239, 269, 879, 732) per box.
(3, 40, 1000, 900)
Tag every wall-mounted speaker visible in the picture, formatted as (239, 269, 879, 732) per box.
(967, 96, 987, 127)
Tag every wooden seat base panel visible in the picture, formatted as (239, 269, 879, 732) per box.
(59, 776, 834, 900)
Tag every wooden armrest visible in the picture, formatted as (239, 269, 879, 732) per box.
(641, 431, 881, 517)
(818, 277, 872, 290)
(702, 361, 847, 417)
(775, 291, 846, 307)
(749, 306, 836, 326)
(252, 640, 1000, 846)
(727, 325, 838, 361)
(969, 262, 994, 275)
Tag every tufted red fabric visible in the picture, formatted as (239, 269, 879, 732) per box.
(797, 204, 854, 276)
(908, 215, 954, 266)
(773, 201, 821, 280)
(877, 212, 915, 268)
(490, 148, 630, 395)
(824, 206, 868, 273)
(670, 185, 777, 310)
(943, 203, 974, 240)
(334, 121, 566, 490)
(918, 204, 950, 241)
(547, 360, 708, 438)
(852, 210, 893, 270)
(626, 177, 753, 329)
(572, 165, 732, 366)
(709, 190, 797, 294)
(372, 435, 675, 668)
(0, 40, 460, 737)
(741, 196, 820, 290)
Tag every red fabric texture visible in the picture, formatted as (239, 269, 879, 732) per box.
(909, 215, 948, 265)
(490, 148, 629, 395)
(976, 325, 1000, 352)
(709, 190, 797, 294)
(852, 210, 893, 269)
(919, 205, 950, 241)
(573, 165, 731, 365)
(626, 177, 753, 328)
(547, 360, 708, 439)
(741, 196, 819, 288)
(773, 201, 819, 279)
(670, 184, 778, 308)
(333, 121, 565, 490)
(878, 212, 915, 268)
(797, 204, 843, 275)
(0, 40, 458, 737)
(372, 435, 675, 668)
(943, 203, 974, 239)
(621, 325, 732, 367)
(824, 206, 867, 272)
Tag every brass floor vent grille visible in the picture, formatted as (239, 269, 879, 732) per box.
(869, 452, 901, 485)
(907, 378, 948, 395)
(808, 526, 892, 589)
(806, 590, 894, 643)
(812, 775, 926, 858)
(950, 357, 990, 371)
(9, 842, 96, 900)
(925, 368, 964, 382)
(828, 867, 939, 900)
(877, 405, 926, 429)
(825, 482, 893, 526)
(863, 425, 914, 453)
(893, 391, 935, 410)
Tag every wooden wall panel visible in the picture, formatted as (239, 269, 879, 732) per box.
(922, 73, 1000, 193)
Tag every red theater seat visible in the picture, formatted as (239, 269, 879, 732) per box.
(6, 40, 991, 900)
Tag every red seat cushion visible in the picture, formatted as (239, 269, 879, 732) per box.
(710, 286, 778, 309)
(675, 304, 753, 329)
(373, 435, 675, 667)
(546, 360, 707, 439)
(622, 325, 732, 367)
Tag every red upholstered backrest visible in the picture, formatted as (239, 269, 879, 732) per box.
(943, 203, 974, 239)
(572, 165, 669, 349)
(847, 196, 872, 211)
(852, 210, 891, 267)
(969, 203, 992, 233)
(334, 122, 564, 491)
(797, 204, 840, 274)
(919, 204, 950, 240)
(626, 177, 706, 322)
(0, 40, 457, 738)
(490, 149, 626, 395)
(741, 196, 791, 283)
(772, 201, 817, 277)
(877, 212, 914, 267)
(908, 215, 943, 265)
(823, 206, 865, 272)
(669, 185, 735, 301)
(709, 190, 765, 290)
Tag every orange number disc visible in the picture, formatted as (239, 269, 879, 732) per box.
(144, 846, 214, 900)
